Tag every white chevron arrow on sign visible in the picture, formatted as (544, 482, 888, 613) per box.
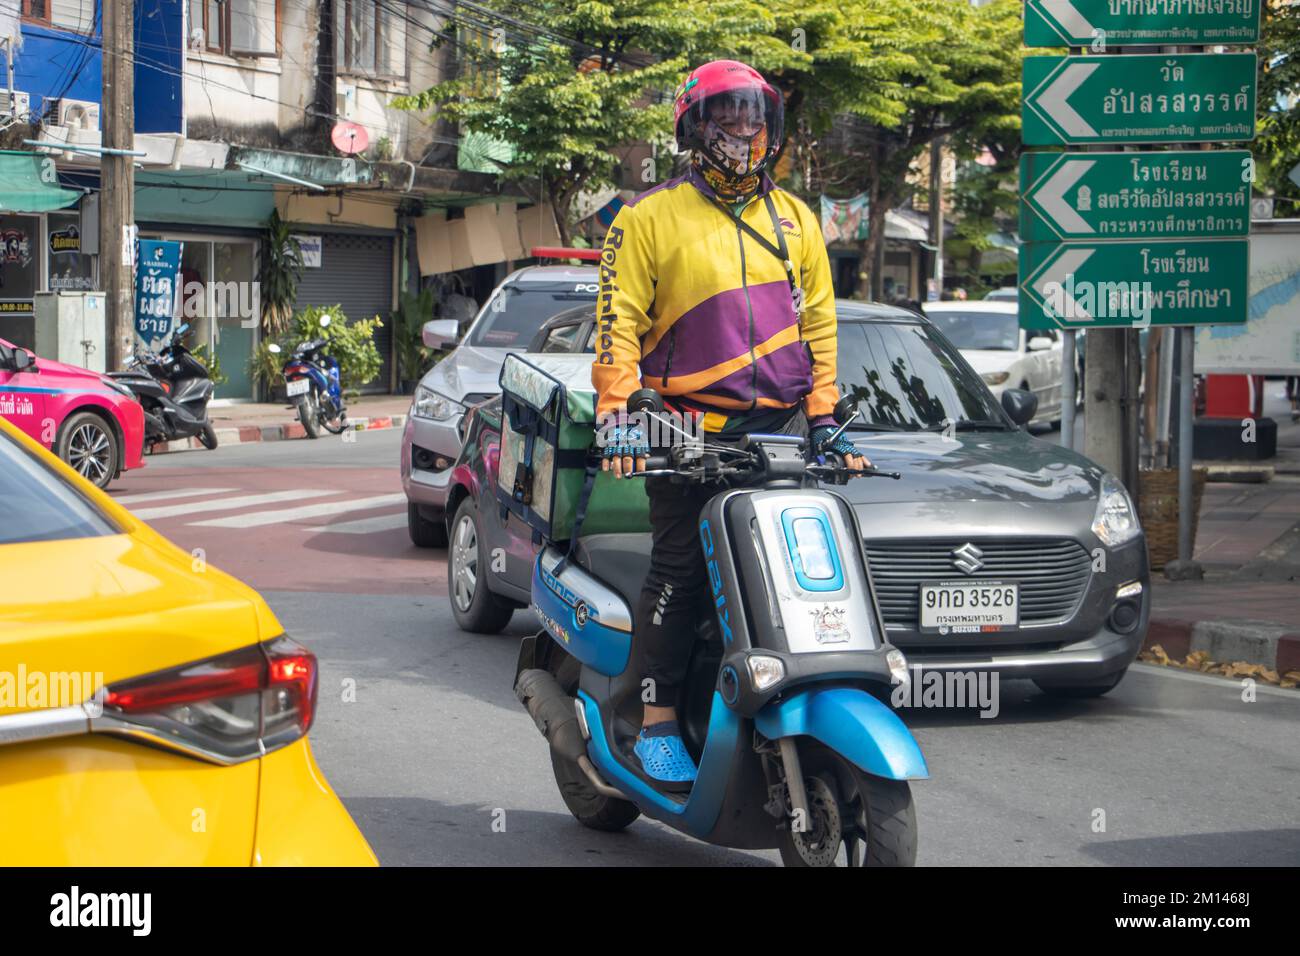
(1032, 158, 1095, 236)
(1040, 0, 1095, 41)
(1032, 61, 1100, 140)
(1030, 246, 1096, 323)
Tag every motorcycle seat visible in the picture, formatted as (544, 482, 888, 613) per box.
(573, 533, 653, 607)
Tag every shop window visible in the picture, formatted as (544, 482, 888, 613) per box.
(189, 0, 278, 57)
(335, 0, 406, 79)
(22, 0, 95, 32)
(46, 213, 95, 292)
(19, 1, 50, 26)
(0, 215, 39, 316)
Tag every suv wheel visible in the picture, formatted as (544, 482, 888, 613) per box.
(408, 501, 448, 548)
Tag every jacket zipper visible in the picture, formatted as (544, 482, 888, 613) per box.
(735, 218, 759, 411)
(661, 327, 676, 388)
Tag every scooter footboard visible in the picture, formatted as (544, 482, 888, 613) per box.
(754, 687, 929, 781)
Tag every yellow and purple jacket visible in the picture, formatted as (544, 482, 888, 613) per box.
(592, 168, 837, 429)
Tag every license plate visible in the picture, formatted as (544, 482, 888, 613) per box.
(919, 581, 1018, 634)
(286, 378, 310, 396)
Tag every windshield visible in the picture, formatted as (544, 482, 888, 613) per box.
(924, 310, 1021, 351)
(836, 321, 1007, 431)
(468, 282, 599, 349)
(0, 432, 120, 545)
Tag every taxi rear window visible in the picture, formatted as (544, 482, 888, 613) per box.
(0, 432, 120, 544)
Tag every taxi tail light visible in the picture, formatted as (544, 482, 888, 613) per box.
(98, 636, 317, 764)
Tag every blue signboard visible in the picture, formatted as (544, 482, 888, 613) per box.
(134, 239, 183, 348)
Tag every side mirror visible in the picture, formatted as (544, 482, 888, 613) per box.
(1001, 387, 1038, 427)
(175, 322, 190, 337)
(320, 313, 332, 328)
(267, 343, 282, 355)
(832, 395, 861, 426)
(627, 387, 663, 414)
(1027, 336, 1053, 352)
(11, 348, 33, 372)
(422, 318, 459, 350)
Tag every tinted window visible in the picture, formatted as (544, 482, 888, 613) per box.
(836, 322, 1006, 430)
(539, 323, 585, 353)
(0, 432, 120, 544)
(468, 283, 598, 348)
(924, 310, 1020, 351)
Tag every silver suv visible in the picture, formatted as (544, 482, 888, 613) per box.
(400, 264, 598, 546)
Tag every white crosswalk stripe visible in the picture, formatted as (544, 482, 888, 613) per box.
(191, 494, 407, 529)
(111, 487, 235, 506)
(308, 511, 409, 535)
(132, 490, 335, 521)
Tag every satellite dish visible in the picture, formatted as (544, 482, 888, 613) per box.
(331, 121, 370, 156)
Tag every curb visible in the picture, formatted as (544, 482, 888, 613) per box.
(1143, 617, 1300, 673)
(149, 413, 408, 454)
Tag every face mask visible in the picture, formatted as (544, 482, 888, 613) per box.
(702, 119, 769, 179)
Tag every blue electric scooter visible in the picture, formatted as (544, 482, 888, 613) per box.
(515, 391, 928, 866)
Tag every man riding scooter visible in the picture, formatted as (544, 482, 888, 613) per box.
(592, 59, 870, 788)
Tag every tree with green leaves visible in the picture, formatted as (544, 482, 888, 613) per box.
(397, 1, 755, 245)
(1256, 0, 1300, 213)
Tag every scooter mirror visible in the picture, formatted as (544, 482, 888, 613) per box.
(175, 323, 190, 337)
(267, 343, 282, 354)
(320, 314, 332, 328)
(832, 395, 861, 426)
(627, 388, 664, 414)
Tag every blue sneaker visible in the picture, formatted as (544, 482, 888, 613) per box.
(634, 721, 697, 789)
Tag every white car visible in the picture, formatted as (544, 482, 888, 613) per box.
(923, 301, 1064, 427)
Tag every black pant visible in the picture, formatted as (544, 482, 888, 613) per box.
(634, 411, 808, 709)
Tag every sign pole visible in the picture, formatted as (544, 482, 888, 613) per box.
(1177, 325, 1195, 563)
(1061, 330, 1077, 451)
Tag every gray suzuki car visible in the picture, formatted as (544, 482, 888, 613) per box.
(444, 301, 1150, 696)
(401, 264, 599, 546)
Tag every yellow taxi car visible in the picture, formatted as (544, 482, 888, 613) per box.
(0, 415, 376, 866)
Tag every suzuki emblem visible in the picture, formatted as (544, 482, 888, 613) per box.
(951, 542, 984, 575)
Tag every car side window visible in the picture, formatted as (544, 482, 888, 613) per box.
(540, 324, 582, 353)
(582, 324, 596, 353)
(0, 432, 120, 544)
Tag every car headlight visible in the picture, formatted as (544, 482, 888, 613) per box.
(100, 377, 136, 399)
(411, 385, 463, 422)
(981, 371, 1010, 386)
(1092, 473, 1141, 547)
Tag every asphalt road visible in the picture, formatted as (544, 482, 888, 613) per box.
(107, 423, 1300, 867)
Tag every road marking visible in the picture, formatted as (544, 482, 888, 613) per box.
(111, 487, 234, 506)
(309, 511, 409, 535)
(192, 494, 407, 529)
(133, 490, 335, 521)
(1133, 663, 1300, 701)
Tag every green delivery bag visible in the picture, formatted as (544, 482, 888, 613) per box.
(497, 352, 649, 542)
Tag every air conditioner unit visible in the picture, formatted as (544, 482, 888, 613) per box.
(0, 89, 30, 120)
(51, 98, 101, 132)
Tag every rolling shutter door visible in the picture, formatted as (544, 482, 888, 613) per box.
(294, 232, 394, 392)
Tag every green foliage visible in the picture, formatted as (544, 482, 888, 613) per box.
(392, 287, 438, 385)
(1256, 0, 1300, 212)
(259, 209, 304, 336)
(192, 343, 228, 388)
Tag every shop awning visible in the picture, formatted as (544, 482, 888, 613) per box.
(0, 151, 85, 213)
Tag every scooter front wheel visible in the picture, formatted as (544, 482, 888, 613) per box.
(778, 741, 917, 867)
(197, 423, 219, 450)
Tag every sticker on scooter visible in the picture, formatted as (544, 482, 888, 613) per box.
(811, 605, 849, 644)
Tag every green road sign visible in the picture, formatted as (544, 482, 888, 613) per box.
(1024, 0, 1261, 48)
(1022, 53, 1257, 146)
(1020, 150, 1252, 242)
(1018, 239, 1249, 329)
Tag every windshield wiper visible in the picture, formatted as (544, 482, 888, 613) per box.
(845, 422, 912, 432)
(921, 419, 1011, 432)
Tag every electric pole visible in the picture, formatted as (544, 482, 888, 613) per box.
(102, 0, 135, 371)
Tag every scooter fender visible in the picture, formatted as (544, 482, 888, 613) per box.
(754, 686, 929, 781)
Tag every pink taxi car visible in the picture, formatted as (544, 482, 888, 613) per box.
(0, 337, 145, 489)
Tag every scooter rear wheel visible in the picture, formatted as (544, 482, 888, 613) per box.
(296, 395, 321, 439)
(778, 742, 917, 867)
(550, 747, 641, 832)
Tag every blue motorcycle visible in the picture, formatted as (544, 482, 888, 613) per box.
(267, 313, 347, 439)
(515, 391, 928, 866)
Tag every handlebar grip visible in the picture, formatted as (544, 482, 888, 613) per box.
(643, 455, 669, 470)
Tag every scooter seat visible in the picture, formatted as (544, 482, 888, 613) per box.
(574, 533, 653, 607)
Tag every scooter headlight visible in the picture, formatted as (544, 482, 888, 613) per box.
(412, 385, 464, 422)
(886, 649, 910, 686)
(746, 654, 786, 692)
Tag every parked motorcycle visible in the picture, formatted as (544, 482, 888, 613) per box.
(108, 323, 218, 451)
(267, 314, 347, 439)
(514, 391, 928, 867)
